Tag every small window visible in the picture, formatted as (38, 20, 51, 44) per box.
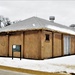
(45, 34, 50, 41)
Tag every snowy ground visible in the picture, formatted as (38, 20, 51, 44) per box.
(0, 55, 75, 74)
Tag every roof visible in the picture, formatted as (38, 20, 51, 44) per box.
(0, 16, 75, 35)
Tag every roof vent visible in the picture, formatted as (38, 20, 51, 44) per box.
(70, 24, 75, 28)
(49, 16, 55, 22)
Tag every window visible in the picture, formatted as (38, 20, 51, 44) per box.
(45, 34, 50, 41)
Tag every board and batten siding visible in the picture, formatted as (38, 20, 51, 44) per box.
(9, 32, 24, 57)
(53, 33, 62, 57)
(0, 30, 75, 59)
(70, 36, 75, 54)
(0, 35, 8, 56)
(24, 31, 41, 59)
(41, 31, 52, 59)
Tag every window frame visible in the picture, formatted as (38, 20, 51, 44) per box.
(45, 34, 50, 41)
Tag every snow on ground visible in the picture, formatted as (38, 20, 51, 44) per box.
(0, 55, 75, 73)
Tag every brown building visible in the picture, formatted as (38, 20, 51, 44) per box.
(0, 16, 75, 59)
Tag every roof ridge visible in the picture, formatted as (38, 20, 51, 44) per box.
(26, 16, 43, 27)
(34, 17, 44, 27)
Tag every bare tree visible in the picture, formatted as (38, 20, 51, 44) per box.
(0, 16, 4, 28)
(12, 20, 22, 24)
(0, 15, 22, 28)
(0, 15, 11, 28)
(4, 18, 11, 26)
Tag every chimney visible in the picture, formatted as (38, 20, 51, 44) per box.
(49, 16, 55, 22)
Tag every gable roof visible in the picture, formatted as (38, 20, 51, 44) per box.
(0, 16, 75, 35)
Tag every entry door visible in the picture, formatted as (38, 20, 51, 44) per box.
(64, 36, 70, 55)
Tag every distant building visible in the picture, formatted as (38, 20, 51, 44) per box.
(0, 16, 75, 59)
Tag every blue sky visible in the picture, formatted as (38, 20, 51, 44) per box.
(0, 0, 75, 26)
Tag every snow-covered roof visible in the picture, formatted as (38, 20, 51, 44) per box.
(0, 16, 75, 35)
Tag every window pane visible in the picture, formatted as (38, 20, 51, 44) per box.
(45, 34, 50, 41)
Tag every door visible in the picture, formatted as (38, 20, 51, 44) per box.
(67, 36, 70, 54)
(64, 35, 70, 55)
(64, 36, 67, 55)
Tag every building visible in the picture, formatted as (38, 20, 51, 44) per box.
(0, 16, 75, 59)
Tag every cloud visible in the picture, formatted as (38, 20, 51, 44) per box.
(0, 6, 9, 11)
(0, 6, 11, 15)
(0, 1, 75, 26)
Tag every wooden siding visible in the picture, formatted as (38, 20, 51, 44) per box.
(0, 35, 8, 56)
(0, 30, 74, 59)
(53, 33, 62, 57)
(24, 31, 41, 59)
(41, 31, 52, 59)
(71, 36, 75, 54)
(9, 32, 23, 57)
